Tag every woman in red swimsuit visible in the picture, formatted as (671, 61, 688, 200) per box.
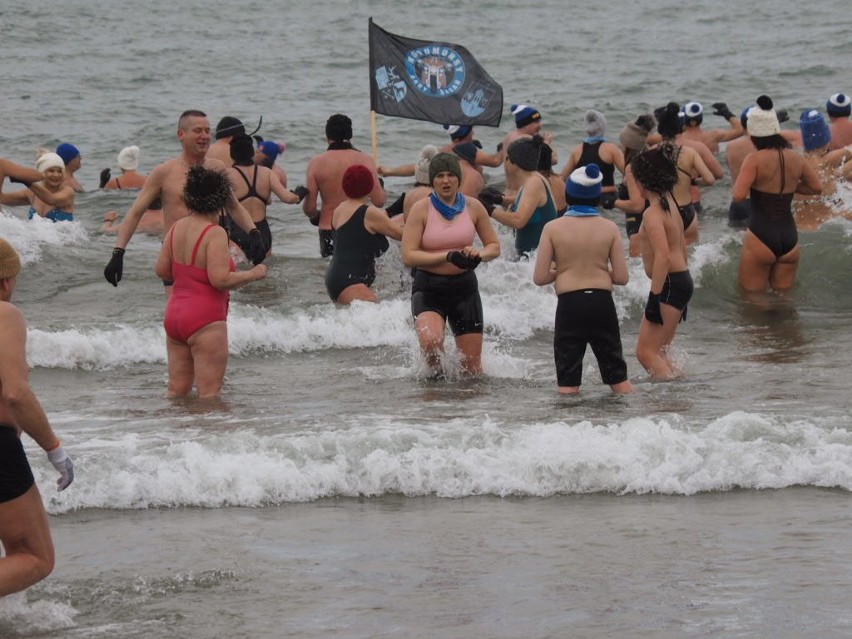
(155, 166, 268, 399)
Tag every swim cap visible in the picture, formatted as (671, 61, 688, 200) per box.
(511, 104, 541, 128)
(584, 110, 607, 138)
(0, 238, 22, 280)
(567, 164, 603, 200)
(258, 140, 281, 163)
(429, 152, 462, 184)
(683, 101, 703, 124)
(507, 135, 543, 171)
(56, 143, 80, 165)
(826, 93, 851, 118)
(117, 145, 140, 171)
(414, 145, 438, 185)
(215, 116, 245, 139)
(747, 95, 781, 138)
(36, 151, 66, 173)
(325, 114, 353, 142)
(619, 114, 656, 151)
(799, 109, 831, 151)
(341, 164, 374, 199)
(444, 124, 473, 140)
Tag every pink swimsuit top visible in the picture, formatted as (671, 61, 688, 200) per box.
(163, 224, 235, 344)
(420, 199, 476, 252)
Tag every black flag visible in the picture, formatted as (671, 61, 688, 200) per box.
(368, 19, 503, 127)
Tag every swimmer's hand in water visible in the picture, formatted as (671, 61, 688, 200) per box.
(99, 168, 111, 189)
(104, 247, 125, 286)
(447, 250, 481, 271)
(644, 292, 664, 325)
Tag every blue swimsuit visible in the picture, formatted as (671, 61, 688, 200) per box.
(28, 206, 73, 222)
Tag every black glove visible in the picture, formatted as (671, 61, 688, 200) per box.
(246, 228, 266, 265)
(602, 195, 615, 210)
(711, 102, 735, 121)
(9, 175, 33, 187)
(308, 212, 320, 227)
(477, 196, 496, 217)
(776, 109, 789, 124)
(104, 247, 125, 286)
(99, 168, 111, 189)
(617, 183, 629, 201)
(644, 292, 664, 325)
(290, 185, 309, 203)
(478, 186, 504, 207)
(446, 250, 481, 271)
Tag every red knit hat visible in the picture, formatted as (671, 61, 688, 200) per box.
(342, 164, 374, 199)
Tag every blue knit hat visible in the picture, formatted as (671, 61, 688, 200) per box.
(56, 143, 80, 165)
(511, 104, 541, 128)
(800, 109, 831, 151)
(444, 124, 473, 140)
(258, 141, 281, 163)
(826, 93, 851, 118)
(566, 164, 603, 199)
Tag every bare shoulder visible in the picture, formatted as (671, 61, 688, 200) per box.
(0, 301, 24, 330)
(204, 157, 228, 171)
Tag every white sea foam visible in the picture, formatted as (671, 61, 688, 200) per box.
(0, 211, 89, 264)
(31, 411, 852, 512)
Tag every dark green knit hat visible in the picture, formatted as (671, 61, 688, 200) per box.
(428, 152, 462, 184)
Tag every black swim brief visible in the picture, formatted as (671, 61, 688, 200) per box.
(411, 269, 483, 336)
(0, 424, 35, 504)
(659, 270, 694, 311)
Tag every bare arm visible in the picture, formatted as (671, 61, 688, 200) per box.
(645, 213, 670, 294)
(796, 159, 823, 196)
(154, 228, 174, 281)
(715, 117, 745, 143)
(115, 165, 167, 249)
(204, 226, 267, 290)
(559, 145, 581, 181)
(0, 304, 61, 452)
(689, 148, 715, 186)
(0, 188, 33, 207)
(224, 192, 257, 234)
(377, 163, 415, 178)
(0, 159, 42, 185)
(365, 205, 403, 241)
(732, 154, 758, 202)
(532, 224, 556, 286)
(302, 161, 319, 220)
(468, 199, 501, 262)
(492, 176, 544, 229)
(28, 183, 75, 209)
(269, 171, 300, 204)
(608, 226, 629, 285)
(614, 166, 645, 213)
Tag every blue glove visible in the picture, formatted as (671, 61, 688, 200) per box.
(644, 292, 664, 325)
(47, 445, 74, 491)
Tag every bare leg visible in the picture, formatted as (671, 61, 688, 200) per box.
(0, 485, 55, 596)
(336, 284, 379, 305)
(414, 312, 446, 374)
(166, 337, 195, 398)
(635, 303, 684, 381)
(188, 322, 229, 399)
(454, 333, 483, 375)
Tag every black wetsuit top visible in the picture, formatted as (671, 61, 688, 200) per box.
(748, 150, 797, 258)
(579, 142, 616, 187)
(233, 166, 270, 205)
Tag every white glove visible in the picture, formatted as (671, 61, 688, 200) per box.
(47, 445, 75, 491)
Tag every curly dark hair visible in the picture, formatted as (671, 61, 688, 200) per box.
(631, 143, 680, 212)
(183, 165, 233, 214)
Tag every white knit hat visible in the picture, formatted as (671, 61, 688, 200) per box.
(747, 95, 781, 137)
(117, 145, 140, 171)
(35, 151, 66, 173)
(415, 145, 438, 185)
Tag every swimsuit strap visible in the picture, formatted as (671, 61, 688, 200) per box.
(115, 177, 121, 189)
(232, 166, 253, 201)
(190, 224, 217, 266)
(778, 148, 786, 194)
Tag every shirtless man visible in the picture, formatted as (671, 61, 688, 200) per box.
(826, 92, 852, 150)
(56, 143, 84, 192)
(103, 109, 265, 286)
(303, 113, 385, 257)
(678, 101, 744, 154)
(533, 164, 633, 395)
(0, 238, 75, 597)
(206, 116, 245, 166)
(500, 104, 556, 200)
